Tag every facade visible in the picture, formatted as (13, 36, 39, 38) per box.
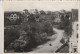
(69, 9, 78, 53)
(9, 13, 19, 21)
(4, 11, 22, 25)
(4, 12, 22, 20)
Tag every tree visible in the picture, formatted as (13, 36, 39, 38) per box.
(28, 14, 36, 22)
(47, 11, 52, 15)
(23, 9, 29, 14)
(4, 18, 11, 26)
(4, 29, 20, 50)
(40, 10, 46, 15)
(60, 14, 72, 36)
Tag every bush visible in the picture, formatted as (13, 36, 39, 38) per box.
(5, 14, 55, 52)
(41, 21, 54, 36)
(4, 29, 20, 50)
(59, 14, 72, 36)
(4, 18, 11, 26)
(64, 25, 72, 36)
(20, 20, 54, 51)
(60, 38, 65, 44)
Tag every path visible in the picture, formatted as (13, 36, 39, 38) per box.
(28, 27, 64, 53)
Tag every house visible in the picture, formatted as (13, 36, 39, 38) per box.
(9, 13, 19, 21)
(4, 11, 22, 25)
(4, 11, 22, 21)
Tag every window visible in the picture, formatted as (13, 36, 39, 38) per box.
(76, 24, 78, 30)
(10, 14, 14, 17)
(77, 34, 78, 38)
(10, 13, 18, 20)
(13, 14, 17, 17)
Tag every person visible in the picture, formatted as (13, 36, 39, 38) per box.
(49, 42, 52, 46)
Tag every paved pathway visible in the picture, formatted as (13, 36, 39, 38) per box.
(28, 28, 64, 53)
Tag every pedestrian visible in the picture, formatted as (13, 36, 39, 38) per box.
(49, 42, 52, 46)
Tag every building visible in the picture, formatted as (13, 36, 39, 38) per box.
(69, 9, 78, 53)
(4, 11, 22, 25)
(4, 11, 22, 21)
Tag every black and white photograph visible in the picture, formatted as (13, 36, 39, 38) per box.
(4, 1, 79, 53)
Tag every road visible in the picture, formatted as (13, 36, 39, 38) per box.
(28, 27, 64, 53)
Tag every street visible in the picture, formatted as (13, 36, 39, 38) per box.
(28, 27, 64, 53)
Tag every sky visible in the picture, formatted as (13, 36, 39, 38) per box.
(4, 1, 79, 11)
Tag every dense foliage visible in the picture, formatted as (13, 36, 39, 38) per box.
(4, 29, 20, 50)
(4, 14, 54, 52)
(59, 14, 72, 36)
